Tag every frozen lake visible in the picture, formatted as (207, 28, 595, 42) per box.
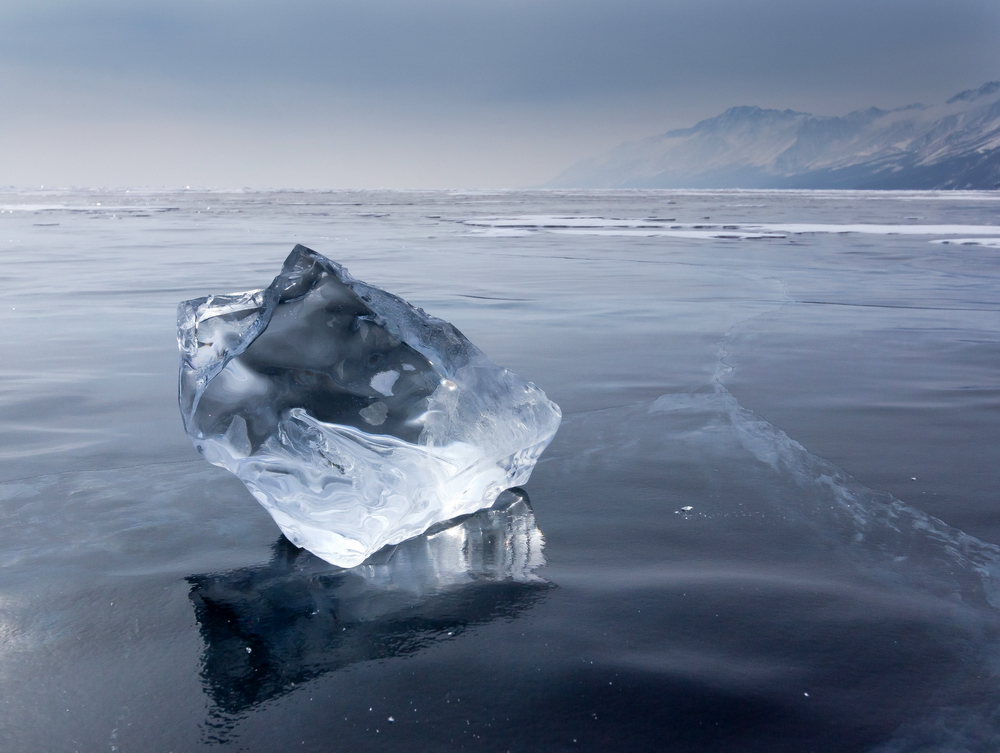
(2, 188, 1000, 751)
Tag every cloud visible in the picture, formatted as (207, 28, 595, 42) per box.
(0, 0, 998, 186)
(3, 0, 998, 101)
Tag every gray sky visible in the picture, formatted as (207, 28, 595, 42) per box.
(2, 0, 998, 188)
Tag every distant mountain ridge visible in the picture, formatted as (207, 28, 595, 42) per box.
(548, 82, 1000, 190)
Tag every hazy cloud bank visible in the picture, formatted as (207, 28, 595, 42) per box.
(1, 0, 998, 187)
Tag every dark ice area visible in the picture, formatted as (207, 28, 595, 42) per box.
(1, 188, 1000, 751)
(189, 489, 547, 723)
(182, 248, 442, 446)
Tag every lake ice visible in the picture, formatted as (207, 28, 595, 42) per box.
(1, 188, 999, 751)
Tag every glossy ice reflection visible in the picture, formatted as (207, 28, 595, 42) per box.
(188, 489, 548, 716)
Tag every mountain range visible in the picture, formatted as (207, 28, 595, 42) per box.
(548, 82, 1000, 190)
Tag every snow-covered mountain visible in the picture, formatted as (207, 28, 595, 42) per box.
(548, 82, 1000, 190)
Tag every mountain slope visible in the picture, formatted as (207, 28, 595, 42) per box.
(549, 83, 1000, 190)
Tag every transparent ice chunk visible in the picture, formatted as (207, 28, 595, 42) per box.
(178, 245, 561, 567)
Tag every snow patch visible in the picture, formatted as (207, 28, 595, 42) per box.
(466, 216, 1000, 240)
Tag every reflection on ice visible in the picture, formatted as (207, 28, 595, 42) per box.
(187, 488, 548, 716)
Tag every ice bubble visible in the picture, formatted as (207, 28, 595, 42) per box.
(178, 245, 561, 567)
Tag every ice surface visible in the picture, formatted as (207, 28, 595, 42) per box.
(466, 216, 1000, 240)
(178, 245, 561, 567)
(934, 237, 1000, 247)
(189, 488, 547, 714)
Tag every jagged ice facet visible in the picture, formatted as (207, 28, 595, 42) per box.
(178, 245, 561, 567)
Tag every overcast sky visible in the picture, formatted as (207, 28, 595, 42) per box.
(2, 0, 998, 188)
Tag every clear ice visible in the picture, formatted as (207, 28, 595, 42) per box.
(178, 245, 562, 567)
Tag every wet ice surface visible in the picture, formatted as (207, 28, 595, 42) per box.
(2, 188, 1000, 750)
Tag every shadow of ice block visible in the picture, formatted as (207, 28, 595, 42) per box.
(178, 245, 561, 567)
(187, 489, 549, 715)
